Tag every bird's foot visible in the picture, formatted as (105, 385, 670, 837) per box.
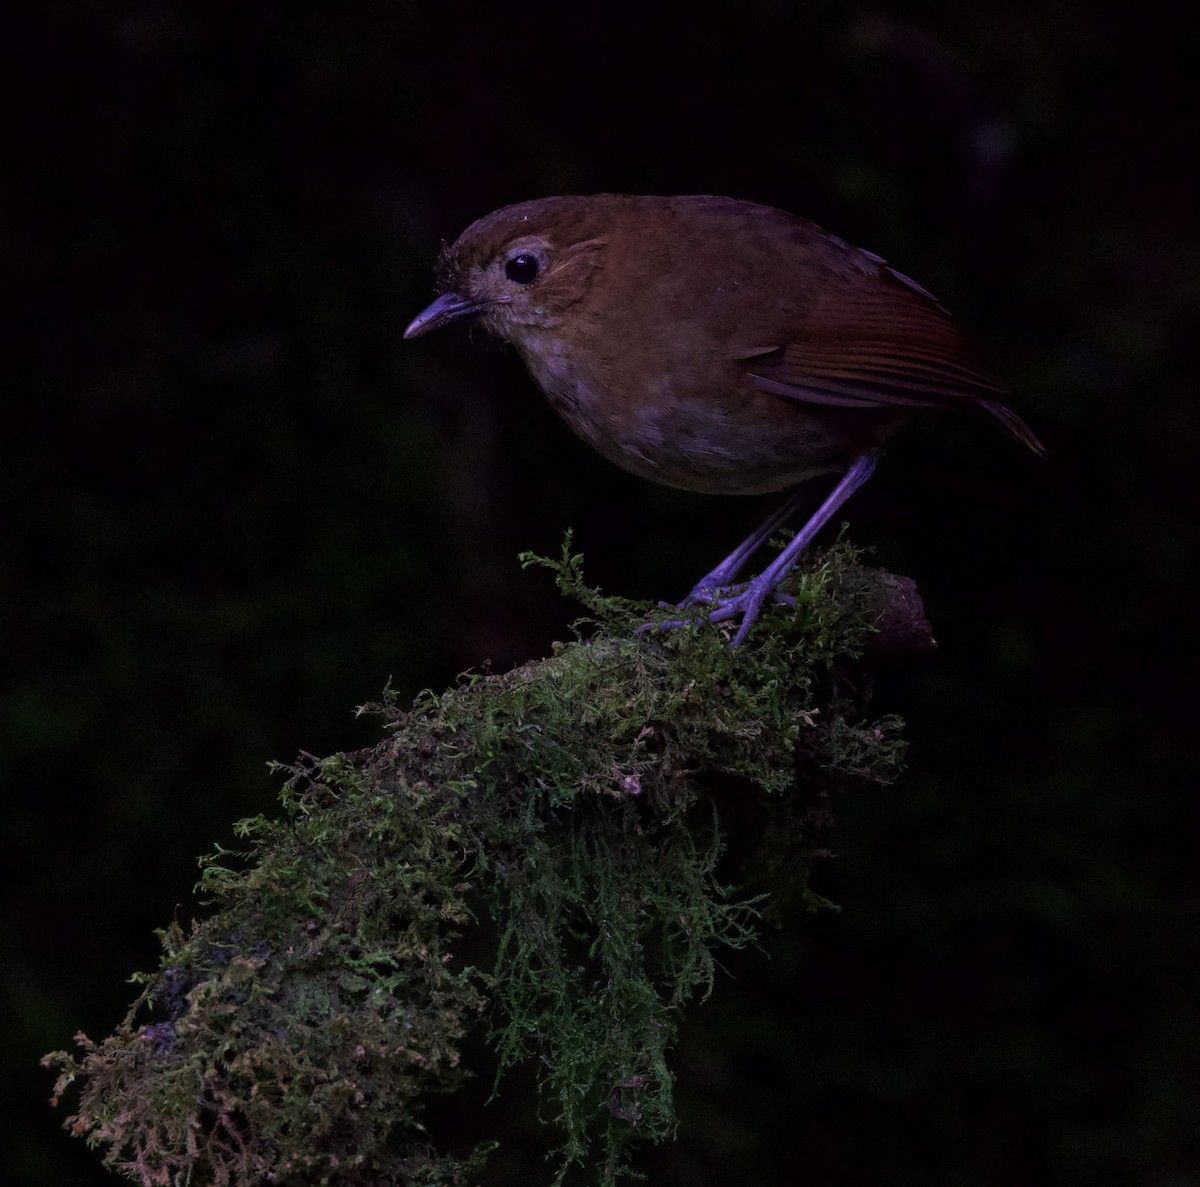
(675, 581, 742, 609)
(640, 579, 794, 648)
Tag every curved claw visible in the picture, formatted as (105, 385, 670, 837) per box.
(638, 584, 797, 647)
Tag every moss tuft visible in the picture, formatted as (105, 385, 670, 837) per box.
(45, 542, 913, 1185)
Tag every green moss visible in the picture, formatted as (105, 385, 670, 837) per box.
(45, 542, 909, 1185)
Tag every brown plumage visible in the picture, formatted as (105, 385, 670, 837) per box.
(405, 194, 1044, 645)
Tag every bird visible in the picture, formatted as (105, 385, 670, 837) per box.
(404, 194, 1044, 647)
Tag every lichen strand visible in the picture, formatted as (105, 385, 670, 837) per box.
(45, 542, 910, 1186)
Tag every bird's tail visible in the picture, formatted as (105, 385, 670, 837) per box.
(976, 397, 1049, 458)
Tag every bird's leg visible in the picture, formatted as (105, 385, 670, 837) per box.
(647, 449, 880, 647)
(679, 488, 811, 606)
(721, 449, 879, 646)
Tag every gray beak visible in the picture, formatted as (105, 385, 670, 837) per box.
(403, 292, 486, 339)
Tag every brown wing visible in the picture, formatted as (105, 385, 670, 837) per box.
(741, 266, 1046, 456)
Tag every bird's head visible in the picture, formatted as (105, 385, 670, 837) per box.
(403, 197, 609, 346)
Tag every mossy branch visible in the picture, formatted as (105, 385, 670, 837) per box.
(44, 541, 930, 1186)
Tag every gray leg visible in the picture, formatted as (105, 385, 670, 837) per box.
(682, 487, 811, 604)
(646, 449, 880, 648)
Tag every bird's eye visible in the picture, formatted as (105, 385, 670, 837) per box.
(504, 253, 540, 284)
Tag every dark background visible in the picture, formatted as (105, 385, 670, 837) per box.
(4, 3, 1197, 1184)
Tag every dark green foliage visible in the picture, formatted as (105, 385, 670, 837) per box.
(48, 759, 487, 1187)
(45, 544, 907, 1186)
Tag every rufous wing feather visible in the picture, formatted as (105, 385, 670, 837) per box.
(741, 267, 1046, 456)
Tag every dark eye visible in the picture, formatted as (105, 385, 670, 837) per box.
(504, 253, 540, 284)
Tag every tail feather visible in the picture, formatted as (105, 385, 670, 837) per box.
(976, 396, 1048, 458)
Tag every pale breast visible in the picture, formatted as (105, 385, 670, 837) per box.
(518, 333, 862, 495)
